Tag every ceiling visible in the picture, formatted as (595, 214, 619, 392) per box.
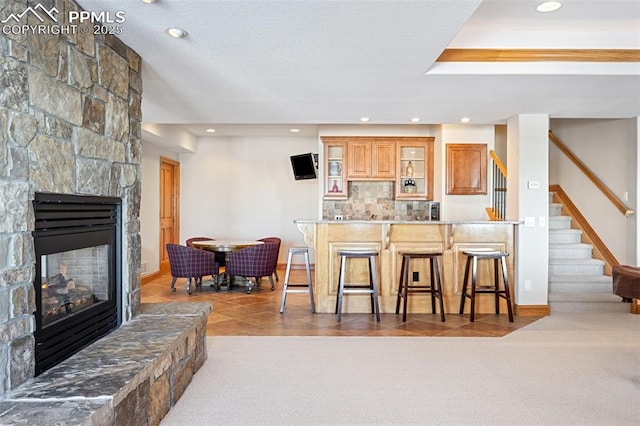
(77, 0, 640, 137)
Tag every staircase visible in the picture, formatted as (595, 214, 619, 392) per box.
(548, 193, 627, 313)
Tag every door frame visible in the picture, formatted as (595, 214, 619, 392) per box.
(159, 157, 180, 273)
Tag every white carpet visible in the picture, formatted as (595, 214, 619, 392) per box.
(161, 313, 640, 425)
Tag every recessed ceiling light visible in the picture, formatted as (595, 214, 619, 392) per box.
(205, 128, 215, 133)
(360, 117, 370, 122)
(290, 128, 300, 133)
(141, 0, 156, 4)
(410, 117, 421, 123)
(536, 1, 562, 12)
(166, 28, 187, 38)
(460, 117, 471, 123)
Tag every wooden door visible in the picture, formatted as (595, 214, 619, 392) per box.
(160, 158, 180, 273)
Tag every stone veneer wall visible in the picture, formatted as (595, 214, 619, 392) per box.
(323, 181, 432, 220)
(0, 0, 142, 395)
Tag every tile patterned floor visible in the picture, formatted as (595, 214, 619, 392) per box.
(141, 268, 542, 337)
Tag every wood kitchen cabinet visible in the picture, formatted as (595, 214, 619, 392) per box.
(371, 139, 395, 179)
(395, 137, 435, 200)
(346, 138, 395, 180)
(321, 136, 434, 200)
(322, 138, 348, 199)
(446, 143, 487, 195)
(346, 139, 370, 178)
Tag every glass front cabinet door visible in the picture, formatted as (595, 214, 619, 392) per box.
(395, 137, 435, 200)
(322, 137, 348, 199)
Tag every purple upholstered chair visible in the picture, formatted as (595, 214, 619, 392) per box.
(166, 244, 219, 294)
(258, 237, 281, 283)
(226, 240, 280, 294)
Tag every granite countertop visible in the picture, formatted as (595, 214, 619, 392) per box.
(295, 219, 523, 225)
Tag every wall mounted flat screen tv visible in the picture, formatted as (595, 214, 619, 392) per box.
(290, 153, 317, 180)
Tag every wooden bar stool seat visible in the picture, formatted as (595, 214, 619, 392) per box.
(395, 252, 445, 322)
(335, 249, 381, 323)
(280, 247, 315, 313)
(459, 249, 514, 322)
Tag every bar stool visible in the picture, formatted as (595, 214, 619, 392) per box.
(459, 249, 514, 322)
(280, 247, 315, 313)
(395, 252, 445, 322)
(335, 249, 381, 323)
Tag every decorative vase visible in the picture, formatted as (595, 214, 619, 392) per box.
(331, 180, 339, 192)
(329, 161, 342, 176)
(405, 161, 414, 177)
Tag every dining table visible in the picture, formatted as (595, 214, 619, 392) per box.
(191, 240, 264, 291)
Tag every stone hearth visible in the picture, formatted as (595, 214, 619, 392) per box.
(0, 302, 211, 426)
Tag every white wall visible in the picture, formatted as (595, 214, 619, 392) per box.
(440, 124, 495, 221)
(549, 118, 637, 265)
(494, 125, 507, 165)
(179, 135, 319, 265)
(508, 114, 550, 306)
(140, 141, 179, 275)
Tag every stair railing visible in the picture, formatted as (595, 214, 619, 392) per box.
(549, 130, 634, 218)
(549, 184, 619, 275)
(486, 150, 507, 221)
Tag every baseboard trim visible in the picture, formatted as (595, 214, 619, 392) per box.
(141, 271, 161, 285)
(514, 304, 550, 316)
(276, 263, 315, 271)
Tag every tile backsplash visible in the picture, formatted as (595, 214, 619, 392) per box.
(323, 181, 434, 220)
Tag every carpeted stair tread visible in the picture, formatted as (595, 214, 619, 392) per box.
(549, 216, 572, 230)
(549, 281, 613, 294)
(549, 258, 604, 265)
(549, 230, 583, 244)
(548, 274, 612, 283)
(549, 243, 594, 259)
(548, 292, 624, 303)
(548, 243, 593, 249)
(549, 229, 581, 234)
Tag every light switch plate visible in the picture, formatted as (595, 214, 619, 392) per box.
(524, 216, 535, 227)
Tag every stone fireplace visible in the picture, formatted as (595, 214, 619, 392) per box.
(0, 0, 142, 395)
(32, 192, 122, 375)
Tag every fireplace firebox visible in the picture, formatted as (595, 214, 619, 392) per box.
(33, 193, 122, 375)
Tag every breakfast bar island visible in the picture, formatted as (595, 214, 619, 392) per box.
(295, 220, 522, 316)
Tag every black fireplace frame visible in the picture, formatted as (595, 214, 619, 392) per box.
(33, 193, 122, 375)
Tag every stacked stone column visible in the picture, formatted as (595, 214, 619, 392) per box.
(0, 0, 142, 394)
